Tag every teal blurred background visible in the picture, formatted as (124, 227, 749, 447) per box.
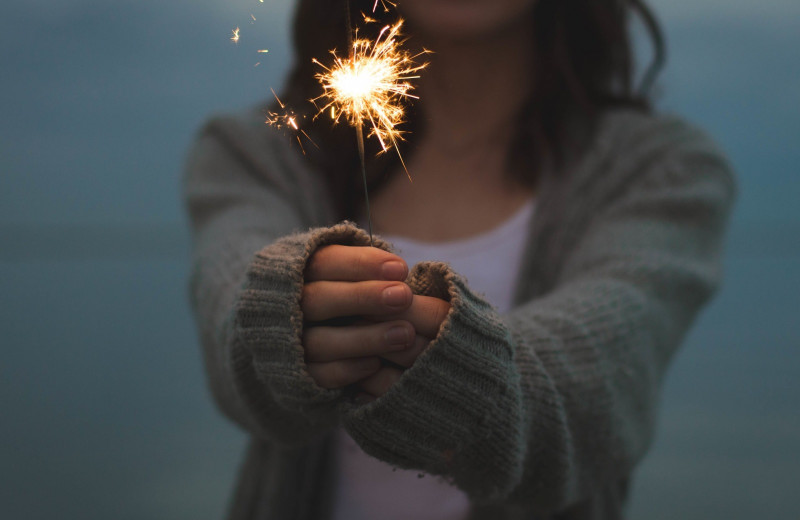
(1, 1, 798, 518)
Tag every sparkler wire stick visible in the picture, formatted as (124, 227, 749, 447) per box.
(313, 3, 427, 246)
(346, 1, 374, 246)
(355, 122, 373, 244)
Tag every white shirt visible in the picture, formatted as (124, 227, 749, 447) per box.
(331, 198, 536, 520)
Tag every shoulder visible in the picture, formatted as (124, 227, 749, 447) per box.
(595, 108, 722, 157)
(569, 108, 736, 203)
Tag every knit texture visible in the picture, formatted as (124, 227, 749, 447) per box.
(184, 106, 736, 519)
(234, 223, 392, 444)
(342, 260, 524, 500)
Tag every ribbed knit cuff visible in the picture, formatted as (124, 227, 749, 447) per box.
(233, 222, 392, 419)
(341, 261, 525, 501)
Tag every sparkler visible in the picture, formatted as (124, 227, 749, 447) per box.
(225, 2, 425, 245)
(313, 18, 427, 243)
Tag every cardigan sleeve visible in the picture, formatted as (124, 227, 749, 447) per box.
(184, 115, 389, 446)
(338, 123, 736, 511)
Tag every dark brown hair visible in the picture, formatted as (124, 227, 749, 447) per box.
(277, 0, 665, 219)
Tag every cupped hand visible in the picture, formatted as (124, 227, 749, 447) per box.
(301, 245, 416, 389)
(301, 244, 452, 399)
(356, 293, 451, 400)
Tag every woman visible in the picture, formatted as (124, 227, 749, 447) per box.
(184, 0, 735, 518)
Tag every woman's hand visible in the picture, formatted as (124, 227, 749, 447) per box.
(301, 245, 416, 389)
(356, 294, 451, 400)
(302, 244, 451, 400)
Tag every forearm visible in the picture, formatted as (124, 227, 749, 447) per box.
(502, 279, 694, 511)
(184, 113, 349, 443)
(339, 125, 735, 508)
(340, 261, 526, 500)
(190, 226, 337, 445)
(192, 218, 405, 445)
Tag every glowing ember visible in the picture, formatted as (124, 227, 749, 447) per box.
(372, 0, 396, 13)
(266, 89, 317, 155)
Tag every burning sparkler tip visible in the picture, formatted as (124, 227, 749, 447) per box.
(311, 18, 424, 183)
(312, 19, 425, 153)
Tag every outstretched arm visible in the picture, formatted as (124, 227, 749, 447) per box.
(185, 115, 350, 445)
(337, 123, 736, 512)
(186, 115, 434, 446)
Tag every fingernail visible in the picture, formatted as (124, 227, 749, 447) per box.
(384, 325, 410, 349)
(381, 261, 407, 281)
(382, 285, 409, 307)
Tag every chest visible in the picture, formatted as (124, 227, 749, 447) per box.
(370, 157, 534, 241)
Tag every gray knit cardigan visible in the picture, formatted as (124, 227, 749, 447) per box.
(183, 106, 735, 520)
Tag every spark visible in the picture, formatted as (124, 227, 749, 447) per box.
(266, 88, 318, 155)
(372, 0, 396, 13)
(254, 62, 261, 67)
(257, 49, 269, 53)
(312, 20, 427, 178)
(230, 27, 240, 43)
(250, 14, 257, 23)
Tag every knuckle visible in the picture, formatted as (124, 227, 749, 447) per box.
(301, 328, 320, 361)
(353, 282, 374, 309)
(305, 246, 329, 278)
(360, 326, 379, 353)
(353, 248, 368, 276)
(300, 283, 317, 312)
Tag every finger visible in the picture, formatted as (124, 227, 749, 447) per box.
(305, 245, 408, 282)
(371, 294, 451, 338)
(306, 357, 381, 389)
(303, 321, 415, 363)
(359, 366, 404, 397)
(302, 280, 412, 321)
(380, 334, 430, 368)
